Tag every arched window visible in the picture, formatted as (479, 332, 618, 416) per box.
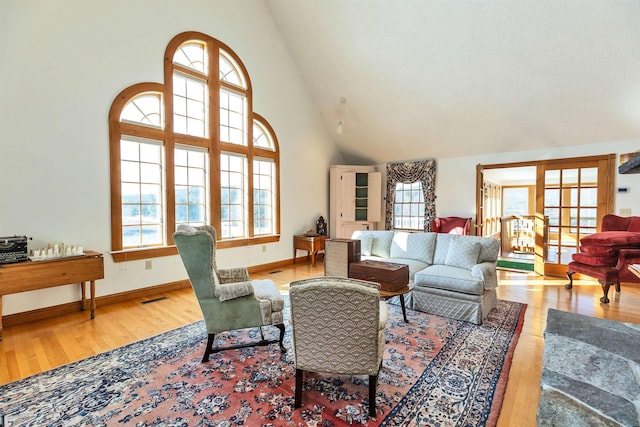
(109, 32, 280, 261)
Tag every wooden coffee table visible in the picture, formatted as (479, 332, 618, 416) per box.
(379, 285, 412, 323)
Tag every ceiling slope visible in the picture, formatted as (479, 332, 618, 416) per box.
(266, 0, 640, 164)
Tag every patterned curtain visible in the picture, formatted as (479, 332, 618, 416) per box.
(385, 159, 436, 231)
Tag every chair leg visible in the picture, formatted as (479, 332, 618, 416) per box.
(369, 374, 378, 418)
(202, 333, 215, 363)
(565, 271, 575, 289)
(294, 369, 303, 409)
(276, 323, 286, 353)
(600, 281, 613, 304)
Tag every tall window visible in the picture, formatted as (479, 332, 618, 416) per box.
(109, 32, 280, 261)
(175, 146, 208, 227)
(393, 182, 425, 230)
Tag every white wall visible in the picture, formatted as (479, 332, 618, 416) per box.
(0, 0, 343, 315)
(436, 140, 640, 220)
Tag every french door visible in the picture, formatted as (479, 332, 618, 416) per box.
(535, 156, 614, 277)
(476, 155, 615, 277)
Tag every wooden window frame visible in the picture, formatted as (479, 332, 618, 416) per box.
(109, 31, 280, 262)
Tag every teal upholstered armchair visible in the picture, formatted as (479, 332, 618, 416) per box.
(173, 225, 285, 362)
(289, 276, 388, 418)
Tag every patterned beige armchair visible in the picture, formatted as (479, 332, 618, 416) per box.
(289, 276, 388, 418)
(173, 225, 285, 362)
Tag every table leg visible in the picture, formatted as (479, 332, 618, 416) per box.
(400, 294, 408, 323)
(90, 280, 96, 319)
(80, 281, 87, 311)
(311, 251, 316, 267)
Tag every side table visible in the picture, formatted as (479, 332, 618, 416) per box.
(379, 285, 412, 323)
(293, 235, 328, 267)
(0, 251, 104, 340)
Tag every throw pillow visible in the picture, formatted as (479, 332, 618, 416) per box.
(580, 231, 640, 247)
(361, 235, 374, 256)
(629, 217, 640, 232)
(444, 238, 481, 269)
(215, 281, 254, 301)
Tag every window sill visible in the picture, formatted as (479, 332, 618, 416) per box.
(111, 234, 281, 262)
(111, 246, 178, 262)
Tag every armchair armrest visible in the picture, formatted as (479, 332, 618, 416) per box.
(471, 261, 499, 290)
(217, 267, 250, 283)
(615, 249, 640, 271)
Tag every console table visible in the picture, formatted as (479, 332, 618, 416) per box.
(293, 235, 328, 267)
(0, 251, 104, 340)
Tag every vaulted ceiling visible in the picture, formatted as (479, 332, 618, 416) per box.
(266, 1, 640, 164)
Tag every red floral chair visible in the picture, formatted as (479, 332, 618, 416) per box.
(566, 214, 640, 303)
(430, 216, 471, 235)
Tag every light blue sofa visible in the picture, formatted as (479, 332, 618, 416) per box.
(351, 230, 500, 324)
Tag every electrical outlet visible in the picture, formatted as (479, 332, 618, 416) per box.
(262, 245, 267, 252)
(145, 260, 153, 270)
(620, 208, 632, 216)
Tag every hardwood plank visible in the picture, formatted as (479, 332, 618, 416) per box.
(1, 259, 638, 427)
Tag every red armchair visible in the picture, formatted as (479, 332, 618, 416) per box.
(566, 214, 640, 303)
(430, 217, 471, 235)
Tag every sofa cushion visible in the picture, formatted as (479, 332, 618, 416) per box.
(386, 257, 429, 280)
(629, 217, 640, 232)
(444, 238, 481, 269)
(571, 252, 617, 267)
(352, 230, 394, 258)
(580, 245, 629, 257)
(390, 231, 436, 264)
(580, 231, 640, 247)
(433, 234, 500, 265)
(361, 235, 374, 256)
(414, 265, 485, 296)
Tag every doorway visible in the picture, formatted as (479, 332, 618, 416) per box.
(476, 155, 615, 277)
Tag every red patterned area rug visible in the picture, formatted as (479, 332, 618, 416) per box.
(0, 299, 525, 426)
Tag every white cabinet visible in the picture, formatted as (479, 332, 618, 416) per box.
(329, 165, 382, 238)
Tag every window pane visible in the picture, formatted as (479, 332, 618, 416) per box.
(253, 159, 275, 235)
(253, 121, 274, 150)
(580, 167, 598, 185)
(140, 184, 161, 204)
(120, 93, 163, 128)
(544, 189, 560, 206)
(122, 205, 140, 225)
(562, 169, 579, 185)
(220, 153, 246, 238)
(121, 139, 140, 161)
(393, 181, 425, 230)
(121, 161, 140, 182)
(120, 137, 164, 248)
(219, 50, 246, 88)
(175, 147, 209, 228)
(173, 42, 207, 74)
(580, 188, 597, 207)
(545, 170, 560, 185)
(173, 73, 208, 138)
(220, 89, 246, 145)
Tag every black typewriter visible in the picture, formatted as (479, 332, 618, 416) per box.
(0, 235, 29, 264)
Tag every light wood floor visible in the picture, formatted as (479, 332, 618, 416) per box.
(2, 259, 639, 426)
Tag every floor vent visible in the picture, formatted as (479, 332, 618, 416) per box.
(141, 296, 168, 304)
(269, 270, 283, 274)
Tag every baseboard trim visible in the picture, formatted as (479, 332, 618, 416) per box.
(3, 257, 315, 328)
(3, 280, 191, 328)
